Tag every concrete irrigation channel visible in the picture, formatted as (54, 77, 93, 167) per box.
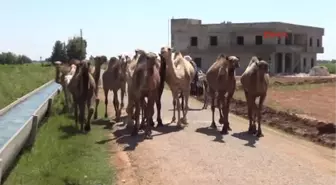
(0, 81, 62, 183)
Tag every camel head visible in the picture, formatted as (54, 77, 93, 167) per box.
(160, 46, 173, 60)
(146, 52, 159, 66)
(255, 57, 269, 74)
(53, 61, 63, 84)
(225, 55, 240, 69)
(94, 55, 107, 66)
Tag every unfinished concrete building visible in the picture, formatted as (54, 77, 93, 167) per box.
(171, 18, 324, 75)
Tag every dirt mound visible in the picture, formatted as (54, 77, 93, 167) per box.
(309, 66, 330, 76)
(229, 99, 336, 148)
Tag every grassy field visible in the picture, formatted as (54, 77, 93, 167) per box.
(3, 95, 115, 185)
(320, 63, 336, 74)
(0, 64, 54, 109)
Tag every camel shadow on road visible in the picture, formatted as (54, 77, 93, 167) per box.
(195, 127, 225, 143)
(231, 131, 259, 148)
(168, 108, 204, 111)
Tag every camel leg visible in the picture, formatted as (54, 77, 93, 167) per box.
(156, 94, 163, 127)
(245, 91, 256, 134)
(93, 97, 99, 119)
(256, 95, 266, 137)
(104, 88, 109, 118)
(113, 90, 120, 122)
(140, 98, 146, 130)
(73, 95, 79, 128)
(120, 84, 125, 109)
(223, 93, 233, 131)
(209, 91, 217, 129)
(85, 100, 94, 132)
(182, 90, 190, 125)
(202, 82, 208, 109)
(131, 101, 141, 136)
(145, 98, 155, 139)
(78, 101, 85, 132)
(171, 99, 176, 123)
(219, 94, 229, 134)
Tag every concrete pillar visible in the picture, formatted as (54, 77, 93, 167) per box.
(282, 53, 285, 73)
(300, 56, 304, 73)
(26, 115, 38, 148)
(291, 53, 294, 73)
(270, 53, 275, 74)
(46, 98, 53, 117)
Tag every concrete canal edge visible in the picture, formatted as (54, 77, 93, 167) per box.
(0, 80, 62, 183)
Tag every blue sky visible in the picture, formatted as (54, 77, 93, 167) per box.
(0, 0, 335, 60)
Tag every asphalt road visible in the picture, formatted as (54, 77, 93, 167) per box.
(107, 89, 335, 185)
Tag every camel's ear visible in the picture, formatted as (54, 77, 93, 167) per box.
(118, 55, 122, 59)
(236, 56, 240, 60)
(257, 57, 263, 61)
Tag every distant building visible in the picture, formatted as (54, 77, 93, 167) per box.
(171, 18, 324, 75)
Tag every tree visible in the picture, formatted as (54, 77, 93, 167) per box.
(66, 36, 87, 60)
(0, 52, 33, 64)
(50, 40, 68, 62)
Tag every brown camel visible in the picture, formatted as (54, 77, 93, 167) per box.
(102, 56, 127, 121)
(91, 56, 107, 119)
(206, 54, 240, 134)
(126, 49, 165, 128)
(240, 56, 269, 137)
(127, 51, 161, 138)
(160, 46, 195, 127)
(67, 59, 97, 131)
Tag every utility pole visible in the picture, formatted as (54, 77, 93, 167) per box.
(80, 29, 83, 60)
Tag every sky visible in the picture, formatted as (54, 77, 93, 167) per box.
(0, 0, 335, 60)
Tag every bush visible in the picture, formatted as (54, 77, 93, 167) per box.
(320, 63, 336, 74)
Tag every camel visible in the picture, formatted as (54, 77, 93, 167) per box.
(160, 46, 195, 127)
(171, 55, 198, 114)
(54, 61, 77, 112)
(127, 51, 161, 138)
(91, 56, 107, 119)
(102, 56, 127, 121)
(206, 54, 240, 134)
(126, 49, 165, 128)
(240, 56, 269, 137)
(67, 59, 97, 131)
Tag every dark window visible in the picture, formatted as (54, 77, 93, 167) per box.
(303, 58, 306, 68)
(311, 58, 315, 67)
(190, 37, 198, 46)
(236, 36, 244, 45)
(309, 37, 312, 46)
(255, 35, 263, 45)
(277, 37, 281, 44)
(194, 57, 202, 68)
(209, 36, 218, 46)
(317, 39, 320, 47)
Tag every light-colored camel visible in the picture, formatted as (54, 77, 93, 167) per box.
(102, 56, 127, 121)
(206, 54, 240, 134)
(240, 56, 269, 137)
(67, 59, 98, 131)
(160, 46, 195, 127)
(54, 61, 77, 112)
(127, 51, 162, 138)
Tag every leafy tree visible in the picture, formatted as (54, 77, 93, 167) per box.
(50, 40, 68, 62)
(0, 52, 33, 64)
(66, 36, 87, 60)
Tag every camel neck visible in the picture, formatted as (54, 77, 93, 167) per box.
(166, 56, 179, 79)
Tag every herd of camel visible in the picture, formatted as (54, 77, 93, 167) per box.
(54, 46, 269, 139)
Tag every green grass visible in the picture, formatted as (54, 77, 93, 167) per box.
(3, 95, 115, 185)
(0, 64, 54, 109)
(320, 63, 336, 74)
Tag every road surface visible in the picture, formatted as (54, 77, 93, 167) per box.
(102, 89, 335, 185)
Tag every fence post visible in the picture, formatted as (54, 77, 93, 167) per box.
(46, 98, 53, 117)
(26, 115, 38, 148)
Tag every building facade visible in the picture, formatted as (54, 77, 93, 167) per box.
(171, 18, 324, 75)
